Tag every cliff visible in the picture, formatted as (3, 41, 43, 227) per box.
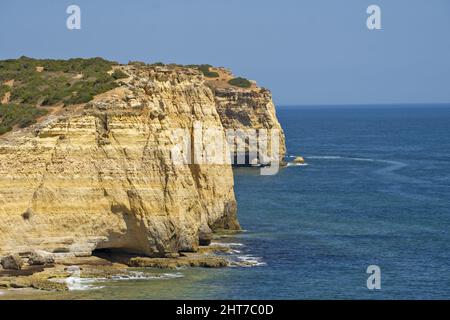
(0, 62, 285, 259)
(206, 67, 286, 165)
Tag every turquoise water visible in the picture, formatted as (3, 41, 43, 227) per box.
(2, 105, 450, 299)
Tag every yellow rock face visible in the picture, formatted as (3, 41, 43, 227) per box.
(212, 86, 287, 164)
(0, 64, 284, 257)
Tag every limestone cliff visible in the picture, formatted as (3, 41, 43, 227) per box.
(206, 67, 286, 165)
(0, 63, 285, 258)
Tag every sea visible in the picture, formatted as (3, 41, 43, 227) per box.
(2, 105, 450, 299)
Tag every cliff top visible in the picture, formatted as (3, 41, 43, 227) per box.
(0, 57, 267, 137)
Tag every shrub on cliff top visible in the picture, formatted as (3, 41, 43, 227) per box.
(198, 64, 219, 78)
(128, 61, 146, 66)
(185, 64, 219, 78)
(228, 77, 252, 88)
(111, 69, 129, 80)
(0, 103, 48, 134)
(0, 57, 122, 108)
(0, 57, 123, 135)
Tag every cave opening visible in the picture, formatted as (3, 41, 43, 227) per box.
(91, 248, 140, 263)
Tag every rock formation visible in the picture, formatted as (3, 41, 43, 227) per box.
(0, 63, 285, 259)
(205, 67, 286, 166)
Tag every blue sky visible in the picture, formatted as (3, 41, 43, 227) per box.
(1, 0, 449, 105)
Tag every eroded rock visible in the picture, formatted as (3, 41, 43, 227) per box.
(28, 251, 55, 266)
(1, 254, 24, 270)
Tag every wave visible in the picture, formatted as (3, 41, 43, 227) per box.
(210, 242, 245, 247)
(307, 155, 344, 160)
(109, 271, 184, 281)
(306, 155, 407, 173)
(286, 162, 308, 167)
(210, 242, 266, 267)
(52, 270, 184, 291)
(229, 255, 267, 267)
(50, 276, 105, 291)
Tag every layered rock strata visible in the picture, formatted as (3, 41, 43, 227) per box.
(0, 64, 285, 259)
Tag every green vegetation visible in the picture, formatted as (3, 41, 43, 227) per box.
(0, 56, 123, 107)
(0, 56, 126, 135)
(228, 77, 252, 88)
(197, 64, 219, 78)
(128, 61, 147, 67)
(0, 103, 48, 134)
(0, 85, 9, 99)
(111, 69, 129, 80)
(184, 64, 219, 78)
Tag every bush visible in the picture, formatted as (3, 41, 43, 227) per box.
(64, 92, 94, 105)
(0, 57, 127, 135)
(198, 64, 219, 78)
(228, 77, 252, 88)
(0, 85, 10, 98)
(0, 57, 121, 107)
(128, 61, 146, 67)
(0, 104, 48, 134)
(111, 69, 128, 80)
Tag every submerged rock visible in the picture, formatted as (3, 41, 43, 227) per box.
(128, 254, 229, 269)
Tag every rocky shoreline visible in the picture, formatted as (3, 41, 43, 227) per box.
(0, 240, 241, 293)
(0, 60, 286, 295)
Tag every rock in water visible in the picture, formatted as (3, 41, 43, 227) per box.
(1, 254, 24, 270)
(293, 156, 305, 164)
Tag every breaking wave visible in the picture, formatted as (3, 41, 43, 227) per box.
(210, 242, 245, 247)
(212, 242, 267, 267)
(229, 255, 267, 267)
(52, 270, 184, 291)
(286, 162, 308, 167)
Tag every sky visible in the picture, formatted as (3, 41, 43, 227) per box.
(0, 0, 449, 106)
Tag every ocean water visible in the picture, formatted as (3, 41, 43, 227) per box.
(2, 105, 450, 299)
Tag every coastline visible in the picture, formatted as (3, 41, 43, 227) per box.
(0, 230, 263, 295)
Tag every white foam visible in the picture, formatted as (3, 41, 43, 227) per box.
(230, 255, 267, 267)
(110, 271, 184, 281)
(210, 242, 245, 247)
(62, 277, 105, 291)
(307, 155, 343, 159)
(306, 155, 407, 173)
(287, 162, 308, 167)
(51, 271, 184, 291)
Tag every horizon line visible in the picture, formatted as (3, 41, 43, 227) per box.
(276, 102, 450, 108)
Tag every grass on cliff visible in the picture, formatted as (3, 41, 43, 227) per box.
(0, 103, 48, 134)
(0, 56, 127, 106)
(0, 56, 128, 135)
(184, 64, 219, 78)
(228, 77, 252, 88)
